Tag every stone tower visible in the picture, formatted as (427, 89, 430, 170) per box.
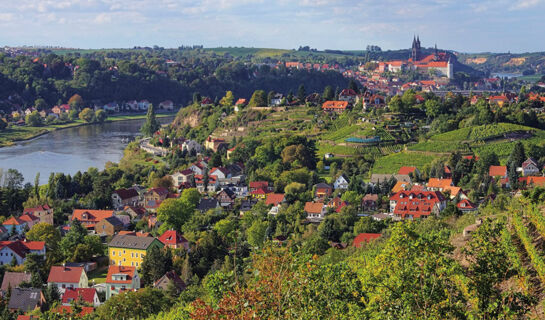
(411, 35, 422, 62)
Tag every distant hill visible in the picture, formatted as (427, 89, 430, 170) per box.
(457, 52, 545, 77)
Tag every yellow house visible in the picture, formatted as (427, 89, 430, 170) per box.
(108, 235, 164, 268)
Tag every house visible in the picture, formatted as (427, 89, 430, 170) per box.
(353, 233, 381, 248)
(369, 174, 411, 185)
(170, 170, 194, 187)
(47, 265, 88, 292)
(209, 167, 231, 181)
(105, 265, 140, 299)
(457, 199, 478, 213)
(216, 189, 236, 207)
(204, 136, 227, 152)
(338, 89, 357, 103)
(362, 194, 379, 212)
(314, 183, 333, 199)
(154, 270, 186, 294)
(391, 180, 410, 193)
(158, 100, 174, 111)
(426, 178, 453, 191)
(1, 272, 31, 293)
(239, 199, 257, 216)
(489, 165, 508, 178)
(180, 139, 202, 154)
(270, 93, 284, 106)
(389, 190, 447, 220)
(363, 95, 386, 110)
(0, 240, 46, 266)
(18, 213, 39, 229)
(327, 197, 348, 213)
(197, 198, 220, 213)
(158, 230, 189, 250)
(2, 217, 27, 235)
(103, 102, 119, 112)
(398, 166, 420, 177)
(195, 174, 219, 193)
(322, 101, 349, 113)
(121, 206, 147, 220)
(265, 193, 285, 206)
(95, 216, 125, 236)
(488, 95, 510, 107)
(112, 188, 140, 209)
(333, 174, 349, 190)
(71, 209, 114, 228)
(522, 158, 540, 176)
(23, 204, 54, 225)
(52, 104, 70, 115)
(304, 202, 327, 222)
(108, 234, 164, 267)
(61, 288, 100, 307)
(249, 181, 272, 193)
(144, 187, 169, 204)
(137, 100, 150, 111)
(250, 187, 271, 199)
(8, 288, 45, 312)
(519, 176, 545, 187)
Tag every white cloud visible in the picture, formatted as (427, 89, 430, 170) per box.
(510, 0, 543, 9)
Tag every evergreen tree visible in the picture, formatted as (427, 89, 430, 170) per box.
(141, 247, 173, 286)
(140, 104, 160, 137)
(322, 86, 334, 101)
(297, 84, 306, 102)
(508, 142, 526, 168)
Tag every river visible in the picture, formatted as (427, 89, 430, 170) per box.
(0, 117, 174, 184)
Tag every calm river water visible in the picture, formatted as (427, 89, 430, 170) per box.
(0, 117, 173, 184)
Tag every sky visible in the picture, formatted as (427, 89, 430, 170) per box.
(0, 0, 543, 53)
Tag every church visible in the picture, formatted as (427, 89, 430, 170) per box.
(380, 36, 453, 79)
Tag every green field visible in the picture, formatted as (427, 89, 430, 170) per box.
(371, 151, 437, 174)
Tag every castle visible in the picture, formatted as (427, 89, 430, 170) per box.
(379, 36, 453, 79)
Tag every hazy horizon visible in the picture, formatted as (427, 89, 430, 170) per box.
(0, 0, 544, 53)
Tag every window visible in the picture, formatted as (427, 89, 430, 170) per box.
(123, 250, 126, 254)
(136, 262, 138, 267)
(112, 251, 115, 255)
(111, 286, 115, 290)
(131, 262, 134, 266)
(131, 253, 134, 258)
(62, 284, 66, 288)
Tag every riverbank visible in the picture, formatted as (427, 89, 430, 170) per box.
(0, 112, 176, 148)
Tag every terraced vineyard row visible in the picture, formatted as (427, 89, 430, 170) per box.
(512, 212, 545, 284)
(500, 227, 531, 293)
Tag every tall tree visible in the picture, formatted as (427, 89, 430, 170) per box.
(140, 104, 160, 137)
(297, 84, 306, 102)
(322, 86, 334, 101)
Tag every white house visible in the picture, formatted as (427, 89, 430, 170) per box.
(333, 174, 349, 190)
(47, 266, 88, 293)
(138, 100, 151, 111)
(270, 93, 284, 106)
(158, 100, 174, 111)
(181, 140, 202, 154)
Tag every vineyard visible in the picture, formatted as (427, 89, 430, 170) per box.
(429, 123, 537, 143)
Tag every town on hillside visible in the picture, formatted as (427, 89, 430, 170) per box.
(2, 37, 545, 319)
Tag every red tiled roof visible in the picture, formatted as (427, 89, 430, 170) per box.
(398, 166, 417, 175)
(23, 204, 51, 215)
(249, 181, 269, 189)
(71, 209, 114, 223)
(353, 233, 381, 248)
(47, 266, 84, 284)
(113, 188, 139, 200)
(62, 288, 97, 305)
(427, 178, 453, 189)
(322, 101, 349, 110)
(489, 165, 507, 177)
(304, 202, 324, 214)
(339, 89, 357, 96)
(3, 216, 25, 226)
(19, 213, 39, 223)
(390, 190, 446, 219)
(265, 193, 285, 206)
(158, 230, 187, 246)
(106, 266, 136, 284)
(250, 188, 269, 195)
(519, 176, 545, 187)
(457, 199, 477, 210)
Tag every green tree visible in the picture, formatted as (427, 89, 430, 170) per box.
(247, 220, 268, 248)
(508, 141, 526, 168)
(297, 84, 306, 102)
(95, 109, 107, 122)
(140, 104, 160, 137)
(25, 111, 42, 126)
(219, 91, 234, 107)
(68, 94, 84, 110)
(78, 108, 95, 123)
(34, 98, 48, 110)
(157, 188, 200, 231)
(94, 287, 169, 319)
(26, 222, 62, 264)
(249, 90, 267, 107)
(140, 246, 173, 287)
(322, 85, 334, 101)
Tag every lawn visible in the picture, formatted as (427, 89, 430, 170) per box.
(371, 151, 437, 174)
(87, 267, 108, 285)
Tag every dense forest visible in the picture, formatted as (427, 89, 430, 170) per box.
(0, 49, 349, 113)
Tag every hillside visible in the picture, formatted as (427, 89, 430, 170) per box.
(458, 51, 545, 77)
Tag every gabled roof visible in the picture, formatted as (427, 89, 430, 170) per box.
(362, 194, 379, 202)
(427, 178, 453, 189)
(489, 165, 507, 177)
(322, 101, 349, 110)
(353, 233, 381, 248)
(392, 180, 409, 193)
(108, 234, 161, 250)
(71, 209, 114, 223)
(0, 241, 45, 259)
(47, 266, 85, 284)
(1, 272, 31, 292)
(304, 202, 324, 214)
(106, 265, 136, 284)
(522, 158, 538, 168)
(315, 183, 332, 190)
(249, 181, 269, 189)
(339, 89, 357, 96)
(61, 288, 97, 305)
(8, 288, 42, 312)
(102, 216, 124, 227)
(3, 216, 26, 226)
(147, 187, 169, 196)
(519, 176, 545, 187)
(398, 166, 417, 175)
(158, 230, 188, 246)
(19, 213, 39, 223)
(154, 270, 186, 291)
(23, 204, 51, 214)
(457, 199, 478, 210)
(113, 188, 139, 200)
(265, 193, 285, 206)
(197, 198, 219, 211)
